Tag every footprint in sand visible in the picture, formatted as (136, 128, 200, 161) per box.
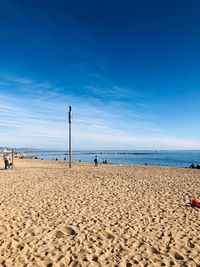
(55, 230, 65, 238)
(169, 250, 185, 261)
(101, 230, 115, 240)
(55, 226, 76, 238)
(66, 226, 76, 235)
(146, 245, 159, 254)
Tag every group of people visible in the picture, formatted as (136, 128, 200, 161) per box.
(189, 163, 200, 169)
(94, 156, 108, 166)
(3, 154, 12, 169)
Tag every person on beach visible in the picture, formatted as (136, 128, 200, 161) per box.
(189, 163, 195, 168)
(94, 156, 98, 167)
(3, 154, 12, 169)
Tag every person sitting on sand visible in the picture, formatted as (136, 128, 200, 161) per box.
(189, 163, 195, 168)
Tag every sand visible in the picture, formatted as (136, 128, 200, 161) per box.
(0, 159, 200, 267)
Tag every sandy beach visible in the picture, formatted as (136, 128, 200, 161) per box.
(0, 159, 200, 266)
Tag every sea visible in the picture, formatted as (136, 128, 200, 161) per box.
(23, 150, 200, 168)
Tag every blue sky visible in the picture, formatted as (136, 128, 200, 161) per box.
(0, 0, 200, 150)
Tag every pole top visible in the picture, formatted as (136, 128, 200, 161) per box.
(68, 106, 72, 123)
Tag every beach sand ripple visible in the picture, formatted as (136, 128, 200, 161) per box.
(0, 159, 200, 266)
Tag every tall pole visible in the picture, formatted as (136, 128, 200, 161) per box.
(68, 106, 72, 168)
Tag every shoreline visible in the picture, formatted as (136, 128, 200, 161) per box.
(9, 157, 199, 170)
(2, 150, 200, 168)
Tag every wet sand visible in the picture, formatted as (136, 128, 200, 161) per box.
(0, 159, 200, 266)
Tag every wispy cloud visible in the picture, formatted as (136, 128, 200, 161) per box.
(85, 85, 139, 99)
(0, 74, 63, 99)
(0, 73, 199, 150)
(3, 75, 34, 85)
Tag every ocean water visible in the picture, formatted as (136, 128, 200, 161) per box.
(25, 150, 200, 168)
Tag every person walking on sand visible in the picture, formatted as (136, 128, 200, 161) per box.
(3, 154, 11, 169)
(94, 156, 98, 167)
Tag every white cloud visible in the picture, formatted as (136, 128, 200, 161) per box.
(90, 124, 109, 129)
(0, 74, 200, 150)
(85, 85, 139, 98)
